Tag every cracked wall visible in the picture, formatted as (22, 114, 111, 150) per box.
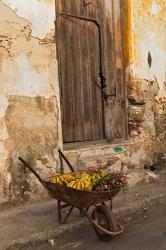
(0, 0, 165, 203)
(125, 0, 166, 166)
(0, 0, 61, 203)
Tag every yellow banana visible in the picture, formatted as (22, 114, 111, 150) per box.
(77, 181, 82, 190)
(51, 176, 59, 184)
(51, 170, 107, 190)
(72, 181, 77, 187)
(69, 181, 75, 187)
(70, 181, 77, 188)
(64, 175, 71, 182)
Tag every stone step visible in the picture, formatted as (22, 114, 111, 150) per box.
(62, 141, 136, 172)
(61, 141, 156, 187)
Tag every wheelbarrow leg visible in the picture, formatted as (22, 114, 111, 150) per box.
(58, 200, 75, 224)
(58, 200, 62, 223)
(63, 206, 74, 224)
(110, 200, 113, 210)
(79, 208, 85, 217)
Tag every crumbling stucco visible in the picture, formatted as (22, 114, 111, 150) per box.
(1, 0, 55, 39)
(125, 0, 166, 168)
(4, 96, 59, 201)
(0, 0, 165, 203)
(130, 0, 166, 96)
(0, 1, 61, 202)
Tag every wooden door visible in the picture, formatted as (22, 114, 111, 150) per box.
(57, 16, 104, 142)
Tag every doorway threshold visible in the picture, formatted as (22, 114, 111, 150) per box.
(62, 139, 135, 171)
(63, 138, 131, 151)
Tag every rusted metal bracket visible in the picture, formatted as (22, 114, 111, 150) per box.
(94, 80, 115, 104)
(83, 0, 93, 7)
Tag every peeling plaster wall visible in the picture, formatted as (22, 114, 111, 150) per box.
(0, 0, 165, 203)
(2, 0, 55, 39)
(126, 0, 166, 166)
(0, 1, 61, 202)
(130, 0, 166, 96)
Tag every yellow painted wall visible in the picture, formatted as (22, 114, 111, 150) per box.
(130, 0, 166, 96)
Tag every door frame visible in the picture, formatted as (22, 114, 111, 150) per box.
(56, 13, 106, 143)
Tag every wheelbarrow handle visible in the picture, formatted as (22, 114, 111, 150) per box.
(58, 149, 75, 172)
(18, 157, 43, 184)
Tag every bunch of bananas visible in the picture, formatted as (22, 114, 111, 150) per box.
(50, 173, 75, 185)
(67, 178, 93, 191)
(68, 171, 108, 191)
(50, 171, 107, 192)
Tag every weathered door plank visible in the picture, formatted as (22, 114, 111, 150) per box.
(56, 0, 127, 142)
(57, 15, 104, 142)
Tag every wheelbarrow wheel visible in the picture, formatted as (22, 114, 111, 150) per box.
(92, 205, 119, 241)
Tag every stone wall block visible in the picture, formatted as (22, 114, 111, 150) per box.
(128, 105, 145, 122)
(128, 79, 149, 104)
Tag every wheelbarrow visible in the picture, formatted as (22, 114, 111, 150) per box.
(18, 150, 124, 241)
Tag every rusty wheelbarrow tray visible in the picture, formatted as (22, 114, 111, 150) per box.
(18, 153, 124, 241)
